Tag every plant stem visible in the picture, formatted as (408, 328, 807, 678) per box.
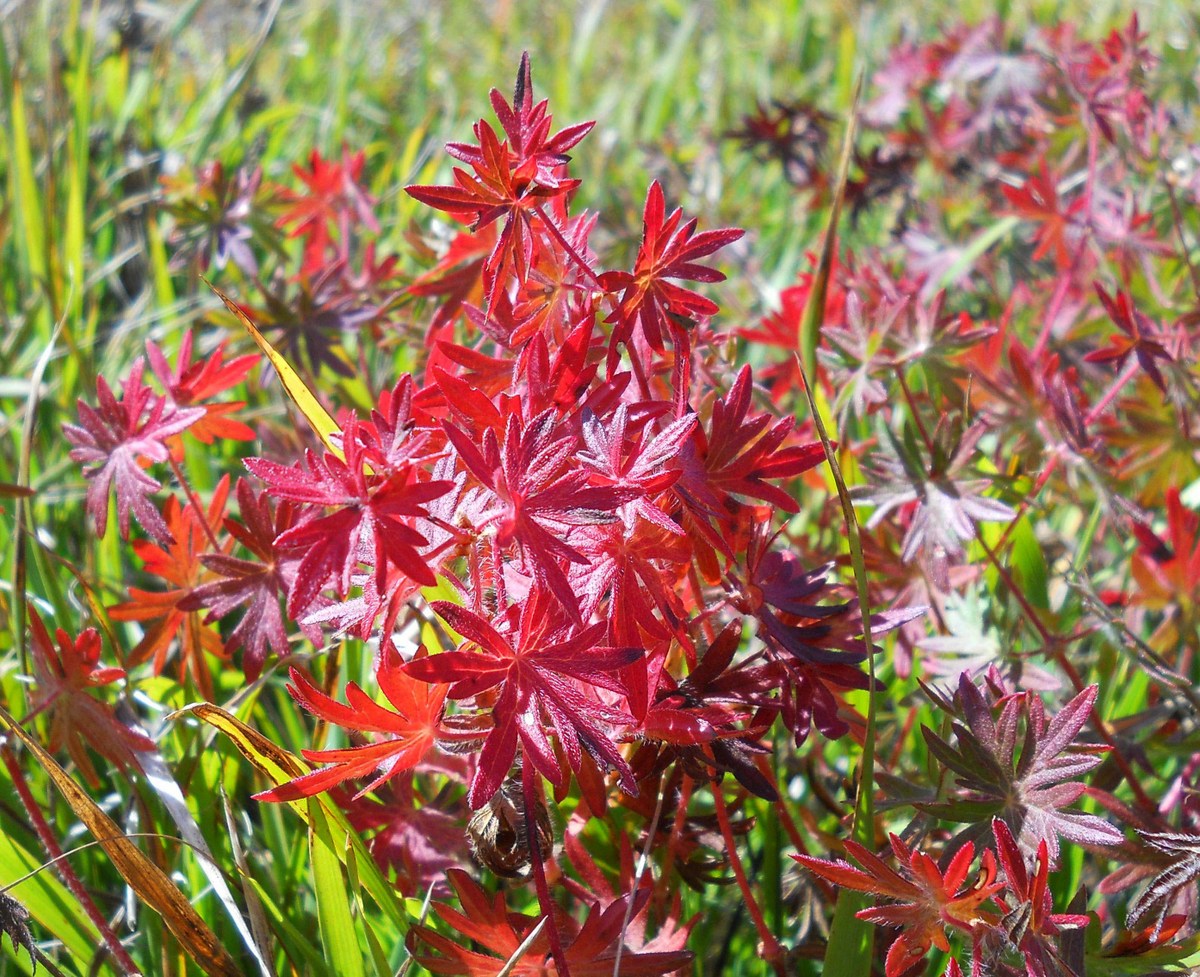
(167, 455, 222, 552)
(521, 763, 570, 977)
(712, 783, 786, 976)
(1083, 358, 1140, 427)
(896, 367, 934, 456)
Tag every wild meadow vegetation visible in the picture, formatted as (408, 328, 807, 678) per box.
(3, 2, 1200, 975)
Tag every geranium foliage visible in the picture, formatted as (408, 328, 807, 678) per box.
(15, 11, 1200, 977)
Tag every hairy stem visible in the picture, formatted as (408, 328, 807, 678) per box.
(1083, 358, 1140, 427)
(521, 762, 570, 977)
(712, 783, 786, 976)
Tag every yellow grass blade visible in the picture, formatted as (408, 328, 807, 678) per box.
(205, 279, 342, 457)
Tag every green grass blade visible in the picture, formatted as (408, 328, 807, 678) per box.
(245, 878, 334, 977)
(8, 79, 47, 286)
(176, 703, 408, 929)
(936, 215, 1020, 289)
(0, 830, 104, 977)
(0, 706, 244, 977)
(138, 742, 275, 977)
(798, 75, 860, 380)
(308, 799, 365, 977)
(794, 74, 876, 977)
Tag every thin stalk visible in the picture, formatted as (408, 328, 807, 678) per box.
(1164, 177, 1200, 300)
(896, 367, 935, 455)
(612, 782, 666, 977)
(753, 749, 807, 855)
(1083, 358, 1140, 427)
(167, 455, 221, 552)
(533, 205, 606, 293)
(711, 785, 785, 976)
(521, 763, 570, 977)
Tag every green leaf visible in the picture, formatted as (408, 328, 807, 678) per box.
(1010, 516, 1050, 611)
(0, 830, 104, 976)
(936, 216, 1020, 289)
(795, 75, 876, 977)
(308, 799, 365, 977)
(246, 877, 334, 977)
(175, 703, 408, 930)
(798, 73, 859, 378)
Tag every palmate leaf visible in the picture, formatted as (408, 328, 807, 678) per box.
(26, 608, 153, 786)
(64, 358, 204, 544)
(147, 331, 257, 444)
(851, 419, 1014, 588)
(1085, 285, 1172, 392)
(109, 476, 230, 700)
(1131, 487, 1200, 608)
(577, 403, 694, 535)
(992, 817, 1090, 977)
(1000, 159, 1086, 270)
(794, 834, 1002, 977)
(247, 416, 452, 616)
(920, 674, 1123, 864)
(405, 590, 641, 809)
(598, 180, 744, 367)
(277, 147, 379, 272)
(256, 642, 447, 803)
(454, 51, 594, 190)
(411, 868, 691, 977)
(180, 478, 306, 681)
(674, 364, 826, 560)
(444, 408, 635, 620)
(405, 55, 588, 313)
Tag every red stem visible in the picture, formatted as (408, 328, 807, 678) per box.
(654, 774, 692, 912)
(896, 368, 935, 456)
(712, 784, 786, 976)
(990, 452, 1063, 556)
(167, 455, 222, 553)
(612, 783, 666, 977)
(1083, 358, 1140, 427)
(533, 205, 605, 293)
(767, 772, 809, 855)
(1164, 177, 1200, 300)
(521, 762, 570, 977)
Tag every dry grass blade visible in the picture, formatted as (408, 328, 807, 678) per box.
(0, 708, 244, 977)
(497, 916, 548, 977)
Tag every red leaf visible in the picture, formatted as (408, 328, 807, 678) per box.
(64, 359, 204, 544)
(27, 609, 152, 786)
(255, 642, 446, 802)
